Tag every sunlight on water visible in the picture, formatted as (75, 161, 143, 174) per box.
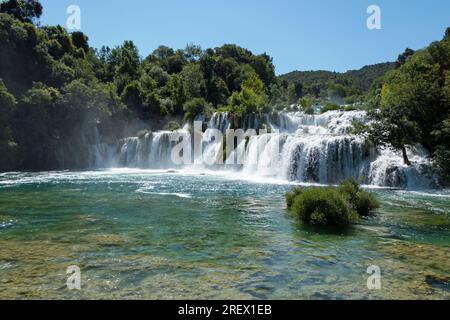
(0, 170, 448, 299)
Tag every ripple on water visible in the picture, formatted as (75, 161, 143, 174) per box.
(0, 219, 16, 229)
(0, 170, 448, 299)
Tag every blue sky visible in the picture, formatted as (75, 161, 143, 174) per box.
(39, 0, 449, 75)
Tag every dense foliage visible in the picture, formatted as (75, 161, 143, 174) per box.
(278, 62, 395, 105)
(360, 29, 450, 183)
(0, 0, 279, 171)
(0, 6, 130, 170)
(285, 179, 379, 226)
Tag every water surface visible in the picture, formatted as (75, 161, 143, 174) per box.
(0, 170, 448, 299)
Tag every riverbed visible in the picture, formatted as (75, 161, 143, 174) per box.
(0, 169, 448, 299)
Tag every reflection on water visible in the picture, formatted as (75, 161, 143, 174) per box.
(0, 170, 448, 299)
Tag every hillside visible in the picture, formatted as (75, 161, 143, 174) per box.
(278, 62, 396, 102)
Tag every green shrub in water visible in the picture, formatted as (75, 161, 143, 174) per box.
(286, 178, 379, 226)
(354, 189, 380, 216)
(285, 188, 304, 208)
(287, 187, 358, 226)
(338, 178, 380, 217)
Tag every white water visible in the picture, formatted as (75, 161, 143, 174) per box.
(92, 110, 437, 189)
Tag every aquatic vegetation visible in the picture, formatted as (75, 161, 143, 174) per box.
(286, 187, 358, 226)
(337, 178, 380, 217)
(286, 179, 379, 226)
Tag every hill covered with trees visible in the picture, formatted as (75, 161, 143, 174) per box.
(278, 62, 396, 105)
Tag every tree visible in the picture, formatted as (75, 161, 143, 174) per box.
(298, 97, 314, 114)
(0, 79, 17, 170)
(207, 76, 229, 106)
(183, 98, 212, 121)
(13, 84, 59, 169)
(165, 74, 186, 114)
(0, 0, 42, 24)
(152, 45, 175, 60)
(287, 81, 303, 103)
(228, 74, 268, 115)
(116, 40, 140, 78)
(71, 31, 89, 53)
(364, 29, 450, 169)
(122, 81, 144, 112)
(184, 43, 203, 62)
(249, 53, 276, 88)
(164, 50, 187, 74)
(396, 48, 415, 68)
(180, 64, 205, 100)
(143, 91, 162, 116)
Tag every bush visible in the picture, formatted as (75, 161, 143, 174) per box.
(298, 97, 315, 114)
(355, 191, 380, 216)
(338, 178, 380, 217)
(320, 102, 341, 114)
(288, 187, 358, 226)
(183, 98, 212, 121)
(285, 187, 304, 208)
(167, 120, 181, 131)
(337, 178, 359, 204)
(286, 178, 379, 226)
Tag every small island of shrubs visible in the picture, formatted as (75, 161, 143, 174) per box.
(285, 179, 379, 226)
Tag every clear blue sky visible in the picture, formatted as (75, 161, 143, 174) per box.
(39, 0, 449, 75)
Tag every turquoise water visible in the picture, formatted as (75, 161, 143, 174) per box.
(0, 169, 449, 299)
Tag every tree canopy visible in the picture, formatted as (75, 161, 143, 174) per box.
(0, 0, 279, 171)
(362, 28, 450, 181)
(0, 0, 42, 23)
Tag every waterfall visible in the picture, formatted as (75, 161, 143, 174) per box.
(86, 126, 118, 168)
(92, 111, 437, 189)
(118, 130, 192, 169)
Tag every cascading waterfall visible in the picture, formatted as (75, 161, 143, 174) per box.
(90, 110, 437, 189)
(87, 127, 118, 168)
(118, 129, 192, 169)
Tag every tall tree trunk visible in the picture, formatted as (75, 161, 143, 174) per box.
(401, 145, 411, 166)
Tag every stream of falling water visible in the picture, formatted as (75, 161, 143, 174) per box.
(92, 111, 436, 189)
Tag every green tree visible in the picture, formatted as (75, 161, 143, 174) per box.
(122, 81, 144, 112)
(0, 0, 42, 23)
(183, 97, 212, 121)
(0, 79, 17, 170)
(71, 31, 89, 53)
(184, 43, 203, 62)
(364, 29, 450, 169)
(180, 64, 205, 100)
(298, 97, 314, 114)
(165, 74, 186, 114)
(228, 74, 268, 115)
(396, 48, 415, 68)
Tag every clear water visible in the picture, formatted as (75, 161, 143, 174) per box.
(0, 169, 448, 299)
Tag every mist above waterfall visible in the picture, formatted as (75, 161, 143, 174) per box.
(90, 110, 437, 189)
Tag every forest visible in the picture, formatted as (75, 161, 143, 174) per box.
(279, 62, 396, 104)
(0, 0, 449, 184)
